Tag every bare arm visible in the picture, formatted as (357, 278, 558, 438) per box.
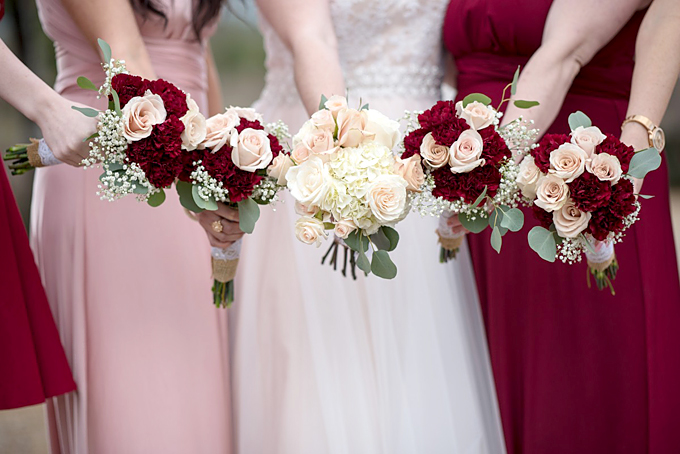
(256, 0, 345, 114)
(502, 0, 644, 134)
(205, 43, 223, 116)
(620, 0, 680, 152)
(60, 0, 156, 79)
(0, 39, 96, 165)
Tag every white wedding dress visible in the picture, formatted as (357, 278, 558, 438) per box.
(229, 1, 506, 453)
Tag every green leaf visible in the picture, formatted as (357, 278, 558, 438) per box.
(345, 230, 369, 253)
(462, 93, 492, 108)
(132, 184, 148, 195)
(237, 197, 260, 234)
(381, 226, 399, 251)
(147, 188, 166, 207)
(371, 250, 398, 279)
(471, 186, 488, 209)
(111, 90, 122, 116)
(319, 94, 329, 111)
(192, 184, 218, 211)
(360, 103, 369, 111)
(357, 249, 371, 276)
(638, 194, 655, 200)
(98, 38, 112, 63)
(488, 208, 508, 236)
(500, 207, 524, 232)
(77, 76, 98, 91)
(83, 132, 98, 143)
(176, 180, 204, 213)
(627, 147, 662, 179)
(105, 161, 124, 171)
(567, 111, 592, 131)
(490, 226, 502, 254)
(370, 229, 391, 251)
(513, 100, 540, 109)
(527, 226, 557, 262)
(72, 106, 99, 118)
(511, 66, 520, 96)
(459, 211, 489, 234)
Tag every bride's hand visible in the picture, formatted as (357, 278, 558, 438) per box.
(196, 203, 244, 249)
(38, 97, 98, 166)
(446, 215, 469, 236)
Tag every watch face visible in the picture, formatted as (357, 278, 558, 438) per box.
(652, 128, 666, 151)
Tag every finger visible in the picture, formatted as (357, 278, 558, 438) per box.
(215, 203, 240, 222)
(210, 239, 234, 249)
(220, 221, 244, 236)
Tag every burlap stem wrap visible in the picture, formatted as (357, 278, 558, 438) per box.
(26, 138, 44, 168)
(212, 257, 238, 284)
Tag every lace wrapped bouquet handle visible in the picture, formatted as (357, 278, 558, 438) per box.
(3, 138, 62, 175)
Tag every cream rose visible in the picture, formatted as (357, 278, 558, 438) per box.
(287, 157, 329, 208)
(394, 154, 425, 192)
(230, 128, 273, 172)
(570, 126, 606, 157)
(180, 106, 207, 151)
(535, 174, 570, 212)
(303, 128, 337, 158)
(203, 110, 239, 152)
(225, 106, 262, 122)
(586, 152, 622, 184)
(311, 109, 336, 132)
(455, 100, 496, 130)
(548, 143, 588, 183)
(553, 199, 592, 238)
(366, 174, 408, 223)
(336, 108, 374, 148)
(121, 90, 167, 142)
(449, 129, 486, 173)
(324, 95, 348, 118)
(291, 144, 312, 164)
(295, 216, 327, 247)
(334, 219, 357, 239)
(517, 155, 542, 199)
(267, 153, 295, 186)
(420, 132, 450, 169)
(364, 109, 401, 150)
(294, 201, 319, 216)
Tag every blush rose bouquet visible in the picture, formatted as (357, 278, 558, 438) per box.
(286, 95, 413, 279)
(400, 79, 539, 262)
(522, 111, 662, 292)
(179, 107, 290, 306)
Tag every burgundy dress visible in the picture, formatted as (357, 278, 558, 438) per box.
(0, 0, 76, 409)
(444, 1, 680, 453)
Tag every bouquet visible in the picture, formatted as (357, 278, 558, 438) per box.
(287, 95, 414, 279)
(401, 83, 539, 261)
(521, 111, 661, 292)
(179, 107, 290, 306)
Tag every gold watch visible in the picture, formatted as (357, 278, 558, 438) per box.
(621, 114, 665, 150)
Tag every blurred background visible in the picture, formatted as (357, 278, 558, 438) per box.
(1, 1, 679, 453)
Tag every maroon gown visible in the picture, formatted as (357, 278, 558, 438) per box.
(0, 0, 76, 409)
(444, 1, 680, 453)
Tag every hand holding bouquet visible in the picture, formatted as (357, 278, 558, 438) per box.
(521, 111, 662, 292)
(287, 95, 412, 279)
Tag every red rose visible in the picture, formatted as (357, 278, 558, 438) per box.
(568, 171, 611, 212)
(532, 134, 570, 173)
(595, 134, 635, 173)
(146, 79, 189, 118)
(111, 74, 146, 107)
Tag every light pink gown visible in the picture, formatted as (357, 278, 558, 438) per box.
(32, 2, 232, 453)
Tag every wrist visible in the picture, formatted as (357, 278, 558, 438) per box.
(620, 123, 650, 151)
(31, 90, 66, 129)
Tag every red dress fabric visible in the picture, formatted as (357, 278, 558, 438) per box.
(0, 0, 76, 409)
(444, 1, 680, 453)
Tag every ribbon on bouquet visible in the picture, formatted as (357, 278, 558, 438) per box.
(436, 211, 466, 262)
(584, 238, 619, 293)
(210, 239, 242, 307)
(3, 138, 62, 175)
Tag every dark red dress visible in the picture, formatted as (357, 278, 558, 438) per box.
(0, 0, 76, 410)
(444, 1, 680, 453)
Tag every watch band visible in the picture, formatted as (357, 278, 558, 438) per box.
(621, 114, 656, 132)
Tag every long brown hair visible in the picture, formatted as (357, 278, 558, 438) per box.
(130, 0, 223, 39)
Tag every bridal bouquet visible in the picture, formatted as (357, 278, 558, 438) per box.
(522, 111, 661, 292)
(287, 95, 414, 279)
(401, 88, 538, 262)
(179, 107, 289, 306)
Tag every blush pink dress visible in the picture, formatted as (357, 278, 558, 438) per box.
(32, 1, 233, 453)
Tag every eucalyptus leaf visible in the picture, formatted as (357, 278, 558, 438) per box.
(490, 226, 503, 254)
(471, 186, 488, 209)
(513, 100, 540, 109)
(105, 162, 124, 171)
(360, 103, 370, 111)
(527, 226, 557, 262)
(500, 207, 524, 232)
(462, 93, 492, 108)
(319, 94, 328, 111)
(638, 194, 655, 200)
(147, 188, 166, 207)
(192, 184, 218, 211)
(381, 226, 399, 251)
(98, 38, 112, 63)
(72, 106, 99, 118)
(83, 132, 98, 143)
(567, 111, 592, 131)
(627, 147, 662, 179)
(488, 208, 508, 236)
(77, 76, 98, 91)
(511, 66, 520, 96)
(370, 229, 391, 251)
(371, 250, 397, 279)
(237, 198, 260, 234)
(111, 90, 122, 116)
(459, 211, 489, 234)
(132, 184, 148, 195)
(357, 249, 371, 276)
(177, 180, 204, 213)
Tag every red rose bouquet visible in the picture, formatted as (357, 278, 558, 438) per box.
(179, 107, 290, 306)
(521, 111, 661, 292)
(401, 87, 538, 261)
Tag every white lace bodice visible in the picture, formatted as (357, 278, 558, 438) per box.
(257, 0, 449, 106)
